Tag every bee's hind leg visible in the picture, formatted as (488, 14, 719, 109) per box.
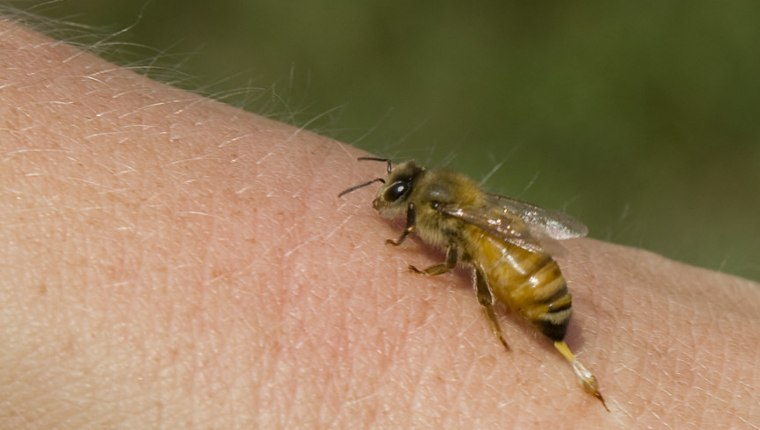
(474, 268, 510, 351)
(409, 245, 458, 275)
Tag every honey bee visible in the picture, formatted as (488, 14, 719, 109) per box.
(339, 157, 608, 410)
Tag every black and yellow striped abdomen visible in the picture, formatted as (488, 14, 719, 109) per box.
(466, 231, 573, 341)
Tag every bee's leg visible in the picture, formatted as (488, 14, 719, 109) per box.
(474, 268, 510, 351)
(386, 202, 415, 246)
(554, 341, 609, 411)
(409, 245, 457, 276)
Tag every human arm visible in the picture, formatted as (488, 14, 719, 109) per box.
(1, 20, 758, 429)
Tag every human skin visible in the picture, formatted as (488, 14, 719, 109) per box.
(1, 19, 759, 429)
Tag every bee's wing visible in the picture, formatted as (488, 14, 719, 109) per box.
(438, 194, 587, 254)
(440, 203, 545, 253)
(485, 193, 588, 240)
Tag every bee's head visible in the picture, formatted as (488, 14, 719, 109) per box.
(372, 161, 424, 216)
(338, 157, 425, 217)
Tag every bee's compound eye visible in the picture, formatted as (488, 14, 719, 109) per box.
(384, 181, 409, 202)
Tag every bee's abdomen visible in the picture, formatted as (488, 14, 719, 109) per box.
(492, 254, 572, 342)
(533, 288, 572, 341)
(524, 259, 572, 341)
(475, 235, 574, 342)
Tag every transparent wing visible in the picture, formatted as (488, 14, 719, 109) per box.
(438, 193, 587, 254)
(440, 203, 544, 253)
(485, 194, 588, 240)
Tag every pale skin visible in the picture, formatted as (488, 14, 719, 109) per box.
(1, 20, 758, 429)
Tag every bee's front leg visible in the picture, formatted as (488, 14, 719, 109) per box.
(386, 202, 416, 246)
(409, 245, 458, 276)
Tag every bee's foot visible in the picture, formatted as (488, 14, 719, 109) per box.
(408, 265, 424, 274)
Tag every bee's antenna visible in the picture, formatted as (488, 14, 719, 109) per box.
(357, 156, 393, 174)
(338, 178, 385, 198)
(338, 157, 392, 197)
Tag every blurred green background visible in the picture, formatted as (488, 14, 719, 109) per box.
(11, 1, 760, 281)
